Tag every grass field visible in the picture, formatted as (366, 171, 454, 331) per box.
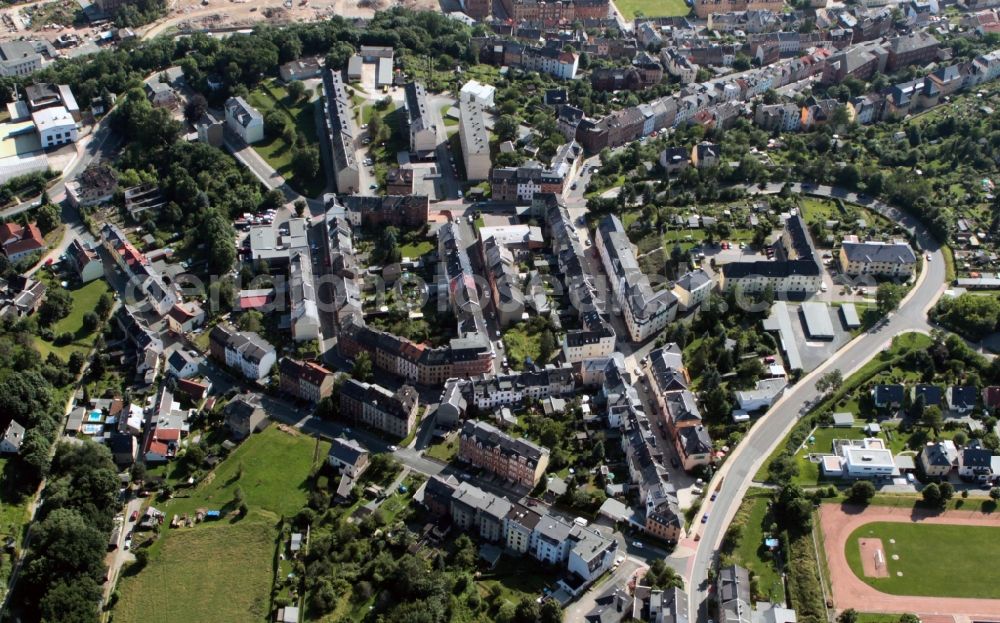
(845, 521, 1000, 598)
(164, 426, 327, 521)
(792, 426, 868, 486)
(726, 489, 785, 603)
(424, 434, 459, 463)
(612, 0, 689, 17)
(115, 427, 327, 622)
(114, 519, 277, 623)
(34, 278, 110, 361)
(248, 80, 327, 198)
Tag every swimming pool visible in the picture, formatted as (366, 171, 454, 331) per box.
(86, 410, 102, 423)
(81, 424, 102, 435)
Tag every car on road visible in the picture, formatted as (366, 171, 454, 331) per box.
(130, 511, 139, 522)
(571, 182, 577, 190)
(632, 541, 643, 548)
(388, 445, 398, 452)
(926, 253, 932, 261)
(369, 184, 378, 190)
(701, 513, 709, 523)
(457, 190, 463, 199)
(710, 492, 718, 501)
(670, 457, 679, 468)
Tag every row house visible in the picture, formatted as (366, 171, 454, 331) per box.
(421, 476, 618, 587)
(208, 323, 276, 381)
(490, 141, 582, 203)
(663, 48, 699, 84)
(321, 69, 359, 194)
(719, 214, 822, 293)
(693, 0, 783, 19)
(340, 378, 419, 439)
(341, 195, 429, 229)
(839, 240, 917, 277)
(755, 102, 802, 132)
(458, 419, 550, 487)
(482, 237, 524, 327)
(596, 215, 678, 342)
(522, 44, 580, 80)
(278, 357, 336, 403)
(883, 77, 939, 119)
(583, 37, 638, 60)
(467, 364, 575, 409)
(100, 223, 176, 316)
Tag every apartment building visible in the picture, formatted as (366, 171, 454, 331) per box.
(839, 240, 917, 277)
(404, 82, 437, 156)
(100, 223, 176, 315)
(340, 378, 419, 439)
(458, 419, 550, 487)
(459, 98, 492, 182)
(278, 357, 336, 403)
(321, 69, 360, 194)
(693, 0, 783, 19)
(596, 215, 678, 342)
(491, 141, 582, 203)
(482, 237, 524, 327)
(719, 214, 821, 293)
(0, 40, 55, 78)
(208, 322, 277, 381)
(341, 195, 428, 229)
(465, 365, 575, 410)
(224, 96, 264, 144)
(672, 269, 714, 312)
(420, 475, 618, 586)
(500, 0, 609, 25)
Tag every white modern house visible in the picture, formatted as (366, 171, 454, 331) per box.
(460, 80, 496, 108)
(224, 96, 264, 144)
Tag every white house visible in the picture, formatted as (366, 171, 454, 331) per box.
(32, 105, 77, 147)
(0, 420, 24, 454)
(460, 80, 496, 108)
(673, 269, 714, 312)
(327, 437, 370, 478)
(166, 348, 200, 379)
(224, 96, 264, 144)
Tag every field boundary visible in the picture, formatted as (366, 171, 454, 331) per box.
(818, 503, 1000, 617)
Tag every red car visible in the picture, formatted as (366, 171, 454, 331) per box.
(44, 258, 54, 266)
(130, 510, 139, 522)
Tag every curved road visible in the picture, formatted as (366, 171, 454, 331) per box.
(686, 183, 948, 620)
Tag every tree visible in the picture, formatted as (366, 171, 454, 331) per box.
(81, 311, 100, 334)
(67, 351, 85, 374)
(352, 351, 373, 382)
(921, 482, 941, 506)
(287, 80, 306, 102)
(773, 484, 812, 533)
(265, 111, 289, 139)
(899, 615, 920, 623)
(921, 405, 943, 433)
(238, 310, 264, 333)
(539, 330, 555, 363)
(292, 146, 320, 180)
(36, 203, 60, 233)
(838, 609, 859, 623)
(877, 282, 905, 315)
(293, 199, 307, 217)
(95, 293, 113, 318)
(514, 597, 540, 623)
(495, 114, 519, 142)
(847, 480, 875, 505)
(939, 481, 954, 502)
(184, 93, 208, 123)
(815, 369, 843, 394)
(39, 288, 72, 326)
(540, 599, 562, 623)
(451, 533, 477, 569)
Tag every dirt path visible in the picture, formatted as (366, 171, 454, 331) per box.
(819, 503, 1000, 618)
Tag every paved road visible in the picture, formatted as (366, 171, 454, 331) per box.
(686, 182, 947, 620)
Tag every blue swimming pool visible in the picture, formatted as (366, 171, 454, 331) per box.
(86, 410, 102, 422)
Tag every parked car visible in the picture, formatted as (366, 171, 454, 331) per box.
(130, 510, 139, 522)
(701, 513, 710, 523)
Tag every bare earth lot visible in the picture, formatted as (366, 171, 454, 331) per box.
(819, 503, 1000, 619)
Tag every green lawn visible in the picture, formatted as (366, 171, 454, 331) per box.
(424, 434, 459, 463)
(399, 240, 433, 259)
(845, 521, 1000, 598)
(114, 519, 277, 623)
(164, 426, 327, 521)
(502, 325, 542, 369)
(248, 80, 327, 198)
(115, 427, 327, 622)
(793, 426, 869, 486)
(726, 489, 785, 603)
(34, 277, 110, 361)
(0, 458, 32, 551)
(476, 555, 556, 607)
(613, 0, 689, 17)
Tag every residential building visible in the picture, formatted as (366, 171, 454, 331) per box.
(327, 437, 370, 478)
(144, 81, 179, 109)
(693, 0, 783, 18)
(659, 146, 691, 173)
(208, 322, 277, 381)
(279, 357, 336, 403)
(458, 419, 550, 487)
(166, 348, 200, 379)
(65, 163, 117, 208)
(719, 214, 821, 294)
(733, 377, 787, 412)
(340, 378, 419, 439)
(596, 215, 678, 342)
(225, 394, 267, 440)
(224, 96, 265, 144)
(482, 237, 524, 327)
(691, 141, 720, 168)
(341, 195, 429, 229)
(959, 444, 994, 482)
(490, 141, 583, 203)
(920, 439, 958, 477)
(521, 45, 580, 80)
(279, 56, 323, 81)
(33, 105, 77, 148)
(673, 269, 713, 311)
(885, 31, 939, 72)
(404, 82, 437, 156)
(839, 240, 917, 278)
(321, 69, 360, 194)
(0, 420, 24, 454)
(717, 565, 752, 623)
(100, 223, 176, 315)
(289, 251, 320, 342)
(0, 222, 45, 262)
(460, 80, 496, 108)
(947, 385, 978, 414)
(459, 98, 491, 182)
(0, 40, 55, 78)
(66, 238, 103, 282)
(466, 366, 575, 410)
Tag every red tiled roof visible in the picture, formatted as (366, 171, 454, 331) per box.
(0, 222, 23, 244)
(153, 428, 181, 441)
(239, 294, 271, 310)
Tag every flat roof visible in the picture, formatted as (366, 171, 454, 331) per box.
(800, 302, 835, 339)
(762, 301, 802, 370)
(844, 446, 896, 469)
(840, 302, 861, 328)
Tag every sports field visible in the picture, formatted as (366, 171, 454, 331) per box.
(846, 521, 1000, 598)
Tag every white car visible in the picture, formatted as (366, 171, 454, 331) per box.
(926, 253, 932, 261)
(388, 445, 398, 452)
(632, 541, 643, 548)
